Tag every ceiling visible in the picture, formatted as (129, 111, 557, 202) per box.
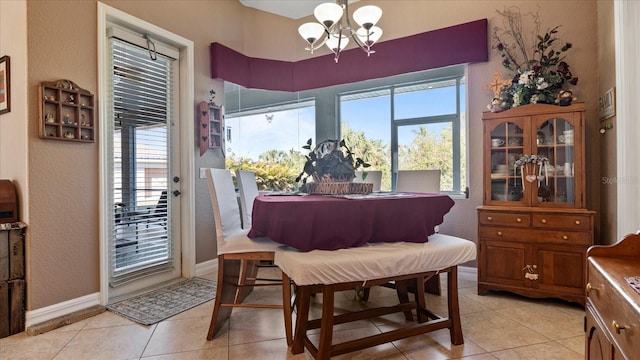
(238, 0, 360, 20)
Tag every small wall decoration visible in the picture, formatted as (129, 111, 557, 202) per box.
(598, 87, 615, 121)
(0, 56, 10, 115)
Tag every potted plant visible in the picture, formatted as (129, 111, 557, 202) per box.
(296, 138, 371, 194)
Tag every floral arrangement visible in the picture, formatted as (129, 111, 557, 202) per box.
(489, 7, 579, 111)
(514, 154, 549, 191)
(296, 138, 370, 186)
(513, 154, 548, 168)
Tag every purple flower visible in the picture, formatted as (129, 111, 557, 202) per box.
(497, 43, 505, 51)
(570, 77, 579, 86)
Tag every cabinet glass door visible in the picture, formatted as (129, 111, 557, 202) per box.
(533, 117, 575, 206)
(490, 121, 525, 203)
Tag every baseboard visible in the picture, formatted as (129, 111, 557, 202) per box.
(195, 258, 217, 277)
(26, 292, 102, 329)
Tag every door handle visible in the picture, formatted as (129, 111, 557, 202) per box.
(172, 190, 181, 196)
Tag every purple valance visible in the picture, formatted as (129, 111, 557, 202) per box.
(211, 19, 487, 92)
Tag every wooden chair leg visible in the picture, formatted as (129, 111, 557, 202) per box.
(425, 274, 441, 295)
(446, 267, 464, 345)
(395, 279, 413, 321)
(282, 272, 293, 346)
(207, 257, 241, 340)
(292, 285, 312, 354)
(414, 275, 428, 323)
(235, 259, 259, 304)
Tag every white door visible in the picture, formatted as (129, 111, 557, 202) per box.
(105, 27, 182, 299)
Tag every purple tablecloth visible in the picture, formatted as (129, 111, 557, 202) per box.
(247, 193, 455, 251)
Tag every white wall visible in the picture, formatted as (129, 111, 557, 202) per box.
(0, 0, 29, 222)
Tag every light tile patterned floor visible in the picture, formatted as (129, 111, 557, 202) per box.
(0, 268, 585, 359)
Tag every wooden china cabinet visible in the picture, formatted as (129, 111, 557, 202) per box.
(477, 103, 595, 305)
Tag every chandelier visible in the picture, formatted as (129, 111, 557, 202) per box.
(298, 0, 383, 63)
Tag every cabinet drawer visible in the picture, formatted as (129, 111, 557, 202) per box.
(479, 226, 591, 246)
(531, 214, 591, 230)
(478, 212, 530, 227)
(587, 265, 640, 359)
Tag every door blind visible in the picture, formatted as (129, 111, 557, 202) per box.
(109, 34, 176, 285)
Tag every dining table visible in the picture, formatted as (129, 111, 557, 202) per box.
(247, 192, 455, 252)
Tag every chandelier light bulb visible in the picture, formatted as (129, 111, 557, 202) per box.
(298, 22, 325, 46)
(326, 34, 350, 53)
(352, 5, 382, 29)
(356, 26, 383, 46)
(314, 2, 343, 29)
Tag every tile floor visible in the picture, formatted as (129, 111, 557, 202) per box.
(0, 268, 586, 359)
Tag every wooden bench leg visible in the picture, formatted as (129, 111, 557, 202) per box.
(207, 257, 241, 340)
(317, 286, 335, 360)
(447, 267, 464, 345)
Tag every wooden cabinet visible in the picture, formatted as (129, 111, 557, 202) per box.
(586, 233, 640, 360)
(477, 103, 594, 305)
(198, 101, 224, 156)
(0, 223, 26, 338)
(482, 103, 586, 207)
(39, 80, 95, 142)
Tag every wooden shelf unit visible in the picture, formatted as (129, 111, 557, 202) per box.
(198, 101, 224, 156)
(477, 103, 595, 306)
(39, 80, 95, 142)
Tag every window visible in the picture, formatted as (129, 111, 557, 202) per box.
(340, 70, 466, 194)
(224, 96, 316, 190)
(222, 66, 467, 195)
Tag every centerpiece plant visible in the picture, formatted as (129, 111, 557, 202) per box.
(296, 138, 370, 188)
(490, 7, 579, 111)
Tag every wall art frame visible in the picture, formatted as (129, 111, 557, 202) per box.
(0, 56, 10, 115)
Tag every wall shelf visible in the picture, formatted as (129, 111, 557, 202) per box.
(39, 80, 95, 143)
(198, 101, 224, 156)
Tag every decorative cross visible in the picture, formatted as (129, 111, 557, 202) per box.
(484, 72, 511, 98)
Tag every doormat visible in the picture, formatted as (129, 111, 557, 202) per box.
(107, 277, 216, 325)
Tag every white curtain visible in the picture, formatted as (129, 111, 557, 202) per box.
(615, 0, 640, 238)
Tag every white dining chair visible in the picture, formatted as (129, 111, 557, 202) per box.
(354, 170, 382, 192)
(389, 169, 443, 296)
(205, 168, 292, 343)
(396, 169, 441, 193)
(236, 169, 259, 229)
(235, 169, 270, 303)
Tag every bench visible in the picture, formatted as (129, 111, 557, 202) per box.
(275, 233, 476, 359)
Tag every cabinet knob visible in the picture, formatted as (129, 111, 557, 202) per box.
(541, 219, 547, 224)
(586, 283, 601, 293)
(516, 217, 522, 223)
(574, 220, 581, 225)
(497, 231, 503, 236)
(487, 216, 493, 221)
(562, 235, 568, 240)
(612, 321, 627, 334)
